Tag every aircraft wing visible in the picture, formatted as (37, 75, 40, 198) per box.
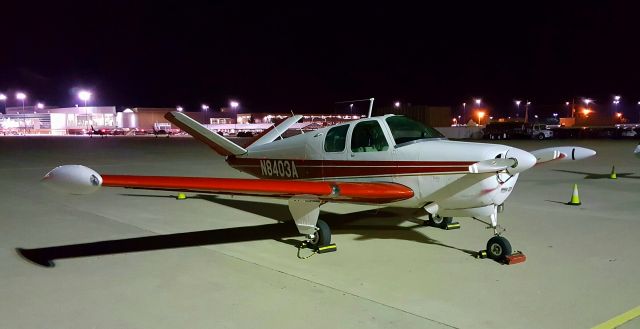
(43, 165, 414, 204)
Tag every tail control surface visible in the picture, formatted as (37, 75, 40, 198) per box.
(165, 111, 247, 156)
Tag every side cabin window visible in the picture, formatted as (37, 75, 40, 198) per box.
(324, 124, 349, 152)
(350, 120, 389, 152)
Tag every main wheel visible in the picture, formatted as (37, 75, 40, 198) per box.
(308, 219, 331, 249)
(537, 133, 545, 140)
(486, 236, 512, 261)
(429, 215, 452, 229)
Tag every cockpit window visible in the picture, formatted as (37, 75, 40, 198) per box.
(385, 116, 444, 145)
(350, 120, 389, 152)
(324, 124, 349, 152)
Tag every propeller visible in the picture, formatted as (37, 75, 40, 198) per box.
(468, 148, 537, 175)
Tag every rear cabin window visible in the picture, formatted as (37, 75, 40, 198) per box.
(385, 116, 444, 145)
(350, 120, 389, 152)
(324, 124, 349, 152)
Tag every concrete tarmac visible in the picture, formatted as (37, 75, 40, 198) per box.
(1, 136, 639, 329)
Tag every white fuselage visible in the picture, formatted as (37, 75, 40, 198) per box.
(229, 115, 522, 218)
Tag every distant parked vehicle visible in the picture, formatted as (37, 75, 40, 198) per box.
(236, 131, 254, 137)
(484, 122, 553, 140)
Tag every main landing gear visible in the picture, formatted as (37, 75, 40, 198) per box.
(427, 214, 461, 230)
(288, 197, 337, 256)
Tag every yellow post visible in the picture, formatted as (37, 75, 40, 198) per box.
(610, 166, 617, 179)
(177, 193, 187, 200)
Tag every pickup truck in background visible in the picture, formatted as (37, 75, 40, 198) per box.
(483, 122, 554, 140)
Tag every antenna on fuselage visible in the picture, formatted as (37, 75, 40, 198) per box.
(335, 97, 375, 118)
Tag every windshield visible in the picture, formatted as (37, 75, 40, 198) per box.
(385, 116, 444, 145)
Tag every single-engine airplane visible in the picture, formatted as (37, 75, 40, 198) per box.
(43, 112, 596, 261)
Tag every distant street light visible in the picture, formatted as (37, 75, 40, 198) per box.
(78, 90, 92, 106)
(515, 100, 521, 117)
(176, 106, 183, 112)
(230, 100, 239, 109)
(78, 90, 92, 129)
(462, 102, 466, 121)
(0, 94, 6, 113)
(16, 92, 27, 111)
(475, 98, 482, 107)
(36, 103, 44, 110)
(477, 111, 485, 125)
(201, 104, 209, 111)
(394, 101, 401, 108)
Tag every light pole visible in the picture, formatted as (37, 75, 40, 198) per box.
(16, 92, 26, 111)
(230, 100, 239, 130)
(613, 95, 621, 119)
(462, 102, 466, 122)
(0, 93, 6, 113)
(78, 90, 92, 129)
(515, 100, 521, 118)
(524, 101, 531, 123)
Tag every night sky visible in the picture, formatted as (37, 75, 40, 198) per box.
(2, 1, 639, 117)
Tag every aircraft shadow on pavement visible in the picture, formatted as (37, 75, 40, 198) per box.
(16, 193, 476, 267)
(553, 169, 640, 179)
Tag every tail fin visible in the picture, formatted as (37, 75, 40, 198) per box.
(246, 115, 303, 148)
(164, 112, 247, 156)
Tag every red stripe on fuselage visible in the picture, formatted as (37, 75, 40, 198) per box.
(227, 157, 474, 180)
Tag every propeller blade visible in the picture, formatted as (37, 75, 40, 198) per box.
(468, 158, 516, 173)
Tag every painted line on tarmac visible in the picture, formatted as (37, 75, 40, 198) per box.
(592, 305, 640, 329)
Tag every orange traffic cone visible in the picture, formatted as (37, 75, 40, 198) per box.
(567, 184, 581, 206)
(610, 166, 617, 179)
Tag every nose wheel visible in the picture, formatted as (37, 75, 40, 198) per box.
(486, 236, 512, 261)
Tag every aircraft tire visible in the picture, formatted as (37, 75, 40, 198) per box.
(486, 236, 512, 261)
(429, 215, 452, 229)
(309, 219, 331, 248)
(537, 133, 545, 140)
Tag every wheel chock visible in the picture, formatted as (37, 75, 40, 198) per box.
(446, 222, 461, 230)
(504, 251, 526, 265)
(317, 244, 337, 254)
(477, 250, 488, 259)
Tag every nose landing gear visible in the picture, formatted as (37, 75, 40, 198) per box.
(477, 205, 526, 264)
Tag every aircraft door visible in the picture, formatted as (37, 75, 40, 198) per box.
(347, 120, 393, 182)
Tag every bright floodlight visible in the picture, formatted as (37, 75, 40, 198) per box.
(16, 92, 26, 100)
(394, 101, 401, 108)
(616, 112, 623, 118)
(565, 102, 570, 106)
(526, 101, 531, 106)
(515, 100, 521, 106)
(230, 101, 239, 109)
(176, 106, 183, 112)
(0, 94, 6, 101)
(78, 90, 92, 101)
(201, 104, 209, 111)
(475, 98, 481, 105)
(584, 98, 592, 105)
(37, 103, 44, 109)
(614, 95, 621, 101)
